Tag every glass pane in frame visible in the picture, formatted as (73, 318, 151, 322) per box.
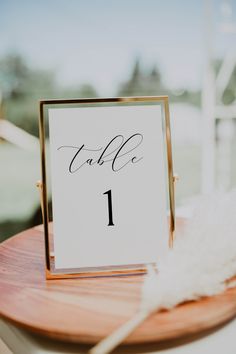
(39, 96, 175, 279)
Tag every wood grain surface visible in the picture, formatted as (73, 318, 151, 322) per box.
(1, 219, 236, 345)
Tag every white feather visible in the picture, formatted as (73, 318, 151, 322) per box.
(146, 190, 236, 311)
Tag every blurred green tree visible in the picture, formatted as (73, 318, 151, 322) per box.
(0, 54, 57, 136)
(118, 58, 165, 96)
(117, 58, 200, 105)
(0, 53, 98, 136)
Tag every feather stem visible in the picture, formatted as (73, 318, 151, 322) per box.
(88, 309, 150, 354)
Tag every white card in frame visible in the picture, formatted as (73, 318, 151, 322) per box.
(38, 96, 175, 279)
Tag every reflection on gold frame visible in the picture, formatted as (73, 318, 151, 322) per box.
(38, 96, 175, 280)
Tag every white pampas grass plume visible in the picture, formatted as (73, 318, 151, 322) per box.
(89, 190, 236, 354)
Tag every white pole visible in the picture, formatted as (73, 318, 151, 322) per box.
(201, 0, 216, 194)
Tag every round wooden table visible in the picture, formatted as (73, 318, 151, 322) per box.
(1, 220, 236, 347)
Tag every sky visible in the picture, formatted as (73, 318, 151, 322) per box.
(0, 0, 235, 95)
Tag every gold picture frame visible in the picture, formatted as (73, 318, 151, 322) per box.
(38, 96, 175, 279)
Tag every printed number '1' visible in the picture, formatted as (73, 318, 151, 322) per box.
(103, 189, 114, 226)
